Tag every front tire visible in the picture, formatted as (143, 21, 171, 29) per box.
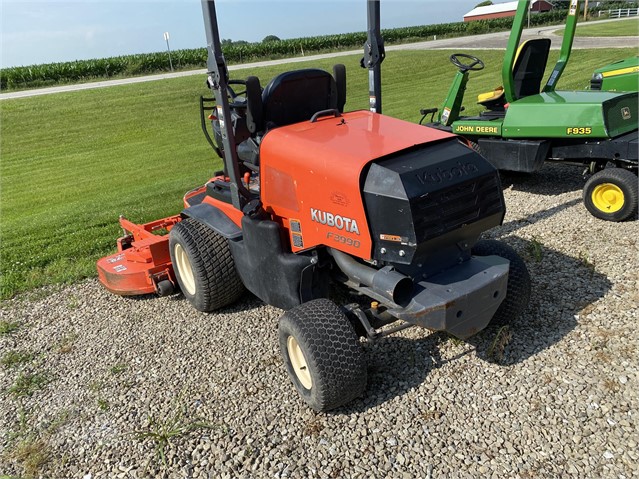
(169, 218, 244, 312)
(278, 299, 367, 412)
(583, 168, 638, 222)
(472, 240, 531, 326)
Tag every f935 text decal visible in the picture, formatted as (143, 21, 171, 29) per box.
(566, 127, 592, 135)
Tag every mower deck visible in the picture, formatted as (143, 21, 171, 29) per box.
(97, 184, 211, 296)
(97, 216, 182, 296)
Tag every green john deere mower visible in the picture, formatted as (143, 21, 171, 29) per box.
(423, 0, 638, 222)
(590, 56, 639, 92)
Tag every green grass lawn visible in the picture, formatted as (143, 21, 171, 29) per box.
(555, 17, 639, 36)
(0, 47, 636, 299)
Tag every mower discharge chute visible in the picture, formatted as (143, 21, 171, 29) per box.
(422, 0, 638, 222)
(98, 0, 531, 411)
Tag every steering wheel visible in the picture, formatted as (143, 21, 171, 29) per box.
(450, 53, 485, 72)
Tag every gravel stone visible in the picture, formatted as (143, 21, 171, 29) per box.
(1, 163, 637, 478)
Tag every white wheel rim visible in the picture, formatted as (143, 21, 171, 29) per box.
(174, 243, 196, 296)
(287, 335, 312, 389)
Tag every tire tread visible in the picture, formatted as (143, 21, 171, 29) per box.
(279, 299, 367, 411)
(583, 168, 638, 222)
(170, 218, 244, 311)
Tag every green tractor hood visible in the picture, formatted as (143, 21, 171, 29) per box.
(503, 90, 638, 139)
(591, 56, 639, 92)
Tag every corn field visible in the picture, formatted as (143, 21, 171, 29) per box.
(0, 11, 568, 91)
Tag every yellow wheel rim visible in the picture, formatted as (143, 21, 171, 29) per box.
(287, 336, 312, 389)
(591, 183, 624, 214)
(174, 243, 196, 295)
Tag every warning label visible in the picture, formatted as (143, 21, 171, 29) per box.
(290, 219, 302, 233)
(292, 233, 304, 248)
(380, 234, 408, 244)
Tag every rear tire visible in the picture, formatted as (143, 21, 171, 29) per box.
(278, 299, 367, 412)
(472, 240, 531, 326)
(169, 218, 244, 312)
(583, 168, 638, 222)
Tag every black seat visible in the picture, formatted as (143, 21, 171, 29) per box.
(478, 38, 551, 110)
(240, 65, 346, 168)
(261, 69, 337, 128)
(512, 38, 551, 99)
(246, 65, 346, 134)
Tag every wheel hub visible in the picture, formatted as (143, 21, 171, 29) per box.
(592, 183, 624, 213)
(287, 336, 312, 389)
(174, 243, 196, 295)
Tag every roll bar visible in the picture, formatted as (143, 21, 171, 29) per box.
(502, 0, 581, 103)
(201, 0, 250, 210)
(200, 0, 387, 209)
(362, 0, 385, 113)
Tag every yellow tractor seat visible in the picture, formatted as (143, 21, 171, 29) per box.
(477, 86, 505, 109)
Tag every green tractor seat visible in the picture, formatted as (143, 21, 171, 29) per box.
(478, 38, 552, 110)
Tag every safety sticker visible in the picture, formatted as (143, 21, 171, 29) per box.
(107, 254, 125, 264)
(369, 96, 377, 112)
(569, 0, 578, 15)
(380, 234, 409, 245)
(113, 265, 127, 272)
(441, 107, 451, 124)
(292, 233, 304, 248)
(290, 219, 302, 233)
(217, 106, 225, 130)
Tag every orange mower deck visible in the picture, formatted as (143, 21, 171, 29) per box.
(97, 215, 182, 296)
(97, 184, 211, 296)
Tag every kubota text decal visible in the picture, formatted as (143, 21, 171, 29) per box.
(310, 208, 360, 235)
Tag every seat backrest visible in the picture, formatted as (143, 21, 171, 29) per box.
(261, 69, 338, 128)
(512, 38, 551, 100)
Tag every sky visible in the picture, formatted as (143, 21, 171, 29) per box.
(1, 0, 478, 68)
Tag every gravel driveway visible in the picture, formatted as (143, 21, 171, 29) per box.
(1, 162, 637, 478)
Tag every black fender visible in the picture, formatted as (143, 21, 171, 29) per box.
(181, 203, 243, 240)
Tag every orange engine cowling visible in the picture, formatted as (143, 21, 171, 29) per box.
(259, 110, 504, 275)
(259, 110, 456, 261)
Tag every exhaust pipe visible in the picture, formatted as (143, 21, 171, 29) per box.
(328, 248, 413, 307)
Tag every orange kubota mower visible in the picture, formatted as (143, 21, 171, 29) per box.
(98, 0, 531, 411)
